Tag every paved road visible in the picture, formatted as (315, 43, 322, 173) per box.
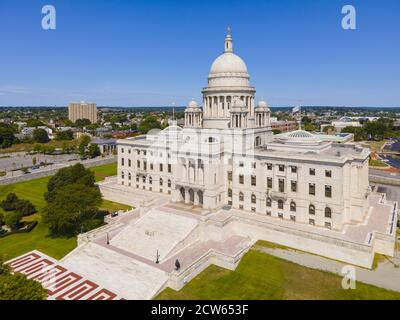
(0, 152, 77, 172)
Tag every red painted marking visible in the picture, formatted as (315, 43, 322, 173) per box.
(56, 280, 98, 300)
(32, 265, 67, 283)
(16, 259, 54, 276)
(87, 289, 117, 300)
(8, 253, 40, 269)
(46, 272, 82, 295)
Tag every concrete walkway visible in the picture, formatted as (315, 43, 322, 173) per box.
(255, 246, 400, 293)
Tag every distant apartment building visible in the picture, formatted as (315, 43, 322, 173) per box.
(271, 120, 298, 132)
(68, 102, 98, 124)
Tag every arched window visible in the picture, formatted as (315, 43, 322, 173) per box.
(309, 204, 315, 215)
(149, 176, 153, 185)
(160, 178, 163, 186)
(142, 176, 146, 183)
(278, 200, 284, 209)
(251, 193, 256, 204)
(325, 207, 332, 218)
(239, 192, 244, 202)
(121, 171, 125, 179)
(290, 201, 296, 212)
(266, 197, 272, 207)
(128, 173, 131, 180)
(168, 179, 171, 188)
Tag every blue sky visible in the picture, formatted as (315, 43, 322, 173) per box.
(0, 0, 399, 107)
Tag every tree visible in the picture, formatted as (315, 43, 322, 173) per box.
(323, 125, 336, 134)
(32, 157, 37, 166)
(0, 263, 47, 300)
(15, 200, 37, 216)
(1, 193, 19, 211)
(78, 135, 91, 156)
(4, 211, 23, 230)
(342, 126, 366, 141)
(33, 128, 50, 143)
(0, 124, 15, 149)
(55, 129, 74, 141)
(88, 144, 101, 158)
(0, 212, 4, 226)
(45, 163, 96, 202)
(74, 119, 92, 128)
(43, 183, 102, 237)
(139, 116, 162, 133)
(26, 119, 44, 127)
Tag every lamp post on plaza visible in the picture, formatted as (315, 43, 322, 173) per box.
(156, 250, 160, 264)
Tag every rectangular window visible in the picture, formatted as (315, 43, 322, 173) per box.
(267, 177, 273, 189)
(239, 175, 244, 184)
(239, 205, 244, 210)
(267, 163, 272, 170)
(143, 150, 147, 156)
(121, 148, 124, 153)
(150, 163, 154, 170)
(279, 179, 285, 193)
(160, 164, 163, 172)
(251, 207, 256, 213)
(278, 165, 285, 172)
(309, 183, 316, 195)
(121, 158, 125, 166)
(128, 159, 131, 167)
(251, 175, 256, 186)
(291, 180, 297, 192)
(252, 162, 256, 169)
(325, 185, 332, 198)
(325, 222, 332, 229)
(168, 164, 172, 173)
(239, 161, 244, 167)
(228, 171, 232, 181)
(291, 166, 297, 173)
(143, 161, 147, 170)
(228, 188, 232, 197)
(309, 168, 315, 176)
(136, 175, 139, 182)
(325, 170, 332, 178)
(266, 211, 271, 216)
(137, 149, 140, 155)
(137, 160, 140, 168)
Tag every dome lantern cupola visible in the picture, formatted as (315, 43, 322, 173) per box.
(184, 100, 203, 128)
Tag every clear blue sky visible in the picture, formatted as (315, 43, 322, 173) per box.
(0, 0, 399, 107)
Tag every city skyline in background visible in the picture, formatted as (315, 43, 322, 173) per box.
(0, 0, 399, 107)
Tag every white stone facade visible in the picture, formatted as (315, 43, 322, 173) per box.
(116, 29, 374, 233)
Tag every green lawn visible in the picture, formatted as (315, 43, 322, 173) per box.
(156, 249, 400, 300)
(100, 199, 132, 213)
(92, 163, 117, 182)
(0, 162, 119, 261)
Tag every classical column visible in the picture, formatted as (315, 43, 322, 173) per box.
(185, 189, 190, 204)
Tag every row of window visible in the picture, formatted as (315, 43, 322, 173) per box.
(121, 158, 172, 173)
(265, 164, 333, 178)
(121, 172, 172, 188)
(265, 211, 332, 229)
(120, 148, 171, 158)
(231, 174, 333, 198)
(228, 189, 333, 217)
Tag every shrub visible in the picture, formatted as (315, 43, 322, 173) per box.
(1, 193, 19, 211)
(4, 211, 23, 230)
(15, 200, 37, 216)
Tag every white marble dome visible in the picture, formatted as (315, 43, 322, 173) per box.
(209, 53, 248, 75)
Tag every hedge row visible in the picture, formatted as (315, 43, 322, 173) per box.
(0, 221, 38, 238)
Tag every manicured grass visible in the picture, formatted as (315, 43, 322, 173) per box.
(369, 159, 389, 168)
(100, 199, 132, 213)
(91, 163, 117, 182)
(155, 249, 400, 300)
(0, 163, 119, 261)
